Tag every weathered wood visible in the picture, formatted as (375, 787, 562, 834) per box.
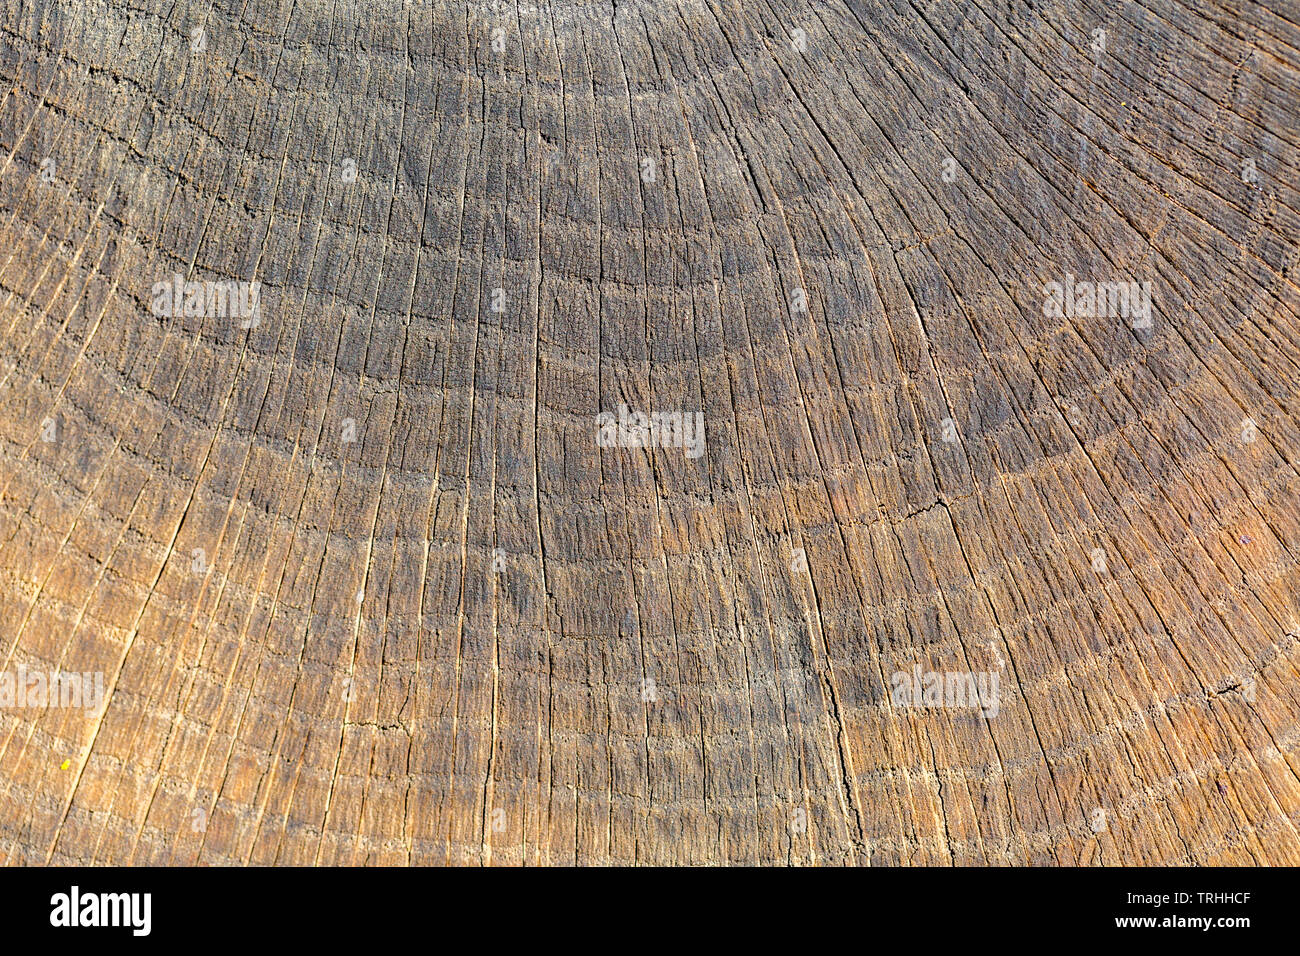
(0, 0, 1298, 865)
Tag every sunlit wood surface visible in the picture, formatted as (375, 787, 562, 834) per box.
(1, 0, 1299, 864)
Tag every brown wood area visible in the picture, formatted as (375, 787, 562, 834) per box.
(0, 0, 1299, 865)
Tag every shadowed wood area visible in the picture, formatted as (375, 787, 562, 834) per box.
(0, 0, 1299, 866)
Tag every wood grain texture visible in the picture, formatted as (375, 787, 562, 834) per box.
(0, 0, 1298, 866)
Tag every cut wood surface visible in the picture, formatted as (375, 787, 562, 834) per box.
(1, 0, 1299, 865)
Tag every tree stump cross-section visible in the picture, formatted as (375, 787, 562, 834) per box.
(0, 0, 1298, 865)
